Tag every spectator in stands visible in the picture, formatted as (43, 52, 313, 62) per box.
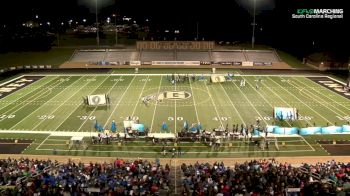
(0, 158, 170, 195)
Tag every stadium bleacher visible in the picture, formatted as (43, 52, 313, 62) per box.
(211, 51, 247, 62)
(69, 49, 281, 65)
(140, 50, 175, 62)
(105, 50, 140, 63)
(177, 51, 210, 61)
(70, 51, 106, 62)
(245, 50, 280, 62)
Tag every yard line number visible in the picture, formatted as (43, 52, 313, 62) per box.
(77, 115, 96, 121)
(212, 116, 231, 121)
(111, 78, 124, 82)
(37, 115, 55, 120)
(255, 116, 313, 121)
(336, 116, 350, 121)
(0, 114, 15, 119)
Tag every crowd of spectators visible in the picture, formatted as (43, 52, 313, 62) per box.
(3, 157, 350, 195)
(0, 158, 170, 195)
(181, 159, 350, 196)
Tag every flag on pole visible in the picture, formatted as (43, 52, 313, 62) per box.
(111, 120, 117, 133)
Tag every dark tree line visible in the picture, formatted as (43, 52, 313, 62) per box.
(0, 27, 55, 52)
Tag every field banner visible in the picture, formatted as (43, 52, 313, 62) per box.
(87, 94, 107, 106)
(273, 127, 298, 135)
(274, 107, 298, 120)
(266, 125, 279, 133)
(132, 124, 145, 132)
(242, 61, 253, 66)
(300, 127, 322, 135)
(137, 41, 214, 50)
(343, 125, 350, 132)
(210, 75, 226, 83)
(130, 61, 141, 66)
(321, 126, 342, 134)
(151, 61, 200, 66)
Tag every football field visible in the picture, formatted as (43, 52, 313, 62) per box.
(0, 73, 350, 157)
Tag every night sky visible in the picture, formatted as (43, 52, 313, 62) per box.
(0, 0, 348, 56)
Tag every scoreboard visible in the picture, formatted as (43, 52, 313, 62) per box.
(136, 41, 215, 50)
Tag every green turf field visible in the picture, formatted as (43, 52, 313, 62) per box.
(0, 73, 350, 157)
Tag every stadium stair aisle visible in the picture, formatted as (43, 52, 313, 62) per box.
(169, 160, 183, 196)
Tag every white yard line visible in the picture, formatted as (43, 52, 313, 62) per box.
(219, 83, 246, 126)
(0, 76, 58, 111)
(189, 77, 200, 124)
(292, 80, 348, 117)
(29, 77, 91, 131)
(270, 77, 333, 125)
(150, 76, 163, 133)
(259, 77, 312, 125)
(52, 76, 105, 132)
(299, 135, 315, 151)
(204, 81, 223, 127)
(76, 76, 123, 132)
(103, 76, 137, 127)
(0, 75, 24, 86)
(242, 76, 292, 127)
(230, 80, 268, 126)
(130, 76, 150, 117)
(0, 77, 64, 122)
(10, 77, 84, 130)
(35, 135, 51, 150)
(292, 77, 350, 114)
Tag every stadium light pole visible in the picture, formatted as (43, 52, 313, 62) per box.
(95, 0, 100, 47)
(251, 0, 256, 49)
(113, 14, 118, 46)
(196, 21, 199, 41)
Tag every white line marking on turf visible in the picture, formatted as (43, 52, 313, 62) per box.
(103, 76, 137, 127)
(0, 75, 24, 86)
(189, 77, 200, 125)
(10, 77, 83, 130)
(150, 76, 163, 133)
(230, 80, 268, 126)
(244, 76, 292, 126)
(261, 77, 313, 125)
(36, 135, 51, 150)
(0, 77, 65, 122)
(300, 136, 315, 151)
(292, 77, 350, 114)
(29, 76, 91, 131)
(219, 83, 246, 126)
(76, 76, 123, 132)
(204, 81, 223, 127)
(52, 76, 105, 132)
(0, 76, 58, 111)
(130, 76, 150, 117)
(293, 79, 349, 117)
(273, 76, 333, 125)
